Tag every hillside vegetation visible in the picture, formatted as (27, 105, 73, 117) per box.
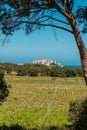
(0, 62, 83, 77)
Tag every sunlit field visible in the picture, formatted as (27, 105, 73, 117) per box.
(0, 75, 87, 129)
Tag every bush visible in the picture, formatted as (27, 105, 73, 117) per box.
(0, 72, 9, 104)
(64, 68, 77, 77)
(49, 69, 58, 77)
(16, 67, 27, 76)
(49, 66, 65, 77)
(68, 97, 87, 130)
(28, 68, 38, 76)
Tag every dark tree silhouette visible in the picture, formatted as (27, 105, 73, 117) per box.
(0, 0, 87, 84)
(0, 72, 9, 104)
(0, 125, 26, 130)
(0, 124, 69, 130)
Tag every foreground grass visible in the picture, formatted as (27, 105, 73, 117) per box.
(0, 75, 87, 129)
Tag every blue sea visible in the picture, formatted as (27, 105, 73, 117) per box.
(66, 66, 82, 68)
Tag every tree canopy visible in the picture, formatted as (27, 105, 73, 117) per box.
(76, 6, 87, 33)
(0, 1, 87, 39)
(0, 0, 87, 40)
(0, 0, 80, 35)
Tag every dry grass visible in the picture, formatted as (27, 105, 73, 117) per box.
(0, 75, 86, 128)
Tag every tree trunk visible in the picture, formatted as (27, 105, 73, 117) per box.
(67, 14, 87, 85)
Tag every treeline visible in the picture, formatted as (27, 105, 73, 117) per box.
(0, 62, 83, 77)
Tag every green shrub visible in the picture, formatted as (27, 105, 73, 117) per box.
(68, 98, 87, 130)
(28, 68, 38, 76)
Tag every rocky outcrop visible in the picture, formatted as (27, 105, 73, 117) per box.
(32, 59, 63, 67)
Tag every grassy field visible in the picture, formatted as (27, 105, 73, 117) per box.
(0, 75, 87, 129)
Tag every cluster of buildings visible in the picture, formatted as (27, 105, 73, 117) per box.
(33, 59, 63, 67)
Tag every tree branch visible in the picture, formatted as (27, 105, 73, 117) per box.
(21, 20, 73, 34)
(53, 0, 71, 19)
(36, 15, 69, 25)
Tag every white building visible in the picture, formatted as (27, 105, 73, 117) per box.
(33, 59, 63, 67)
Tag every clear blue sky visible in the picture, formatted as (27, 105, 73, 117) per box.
(0, 1, 87, 66)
